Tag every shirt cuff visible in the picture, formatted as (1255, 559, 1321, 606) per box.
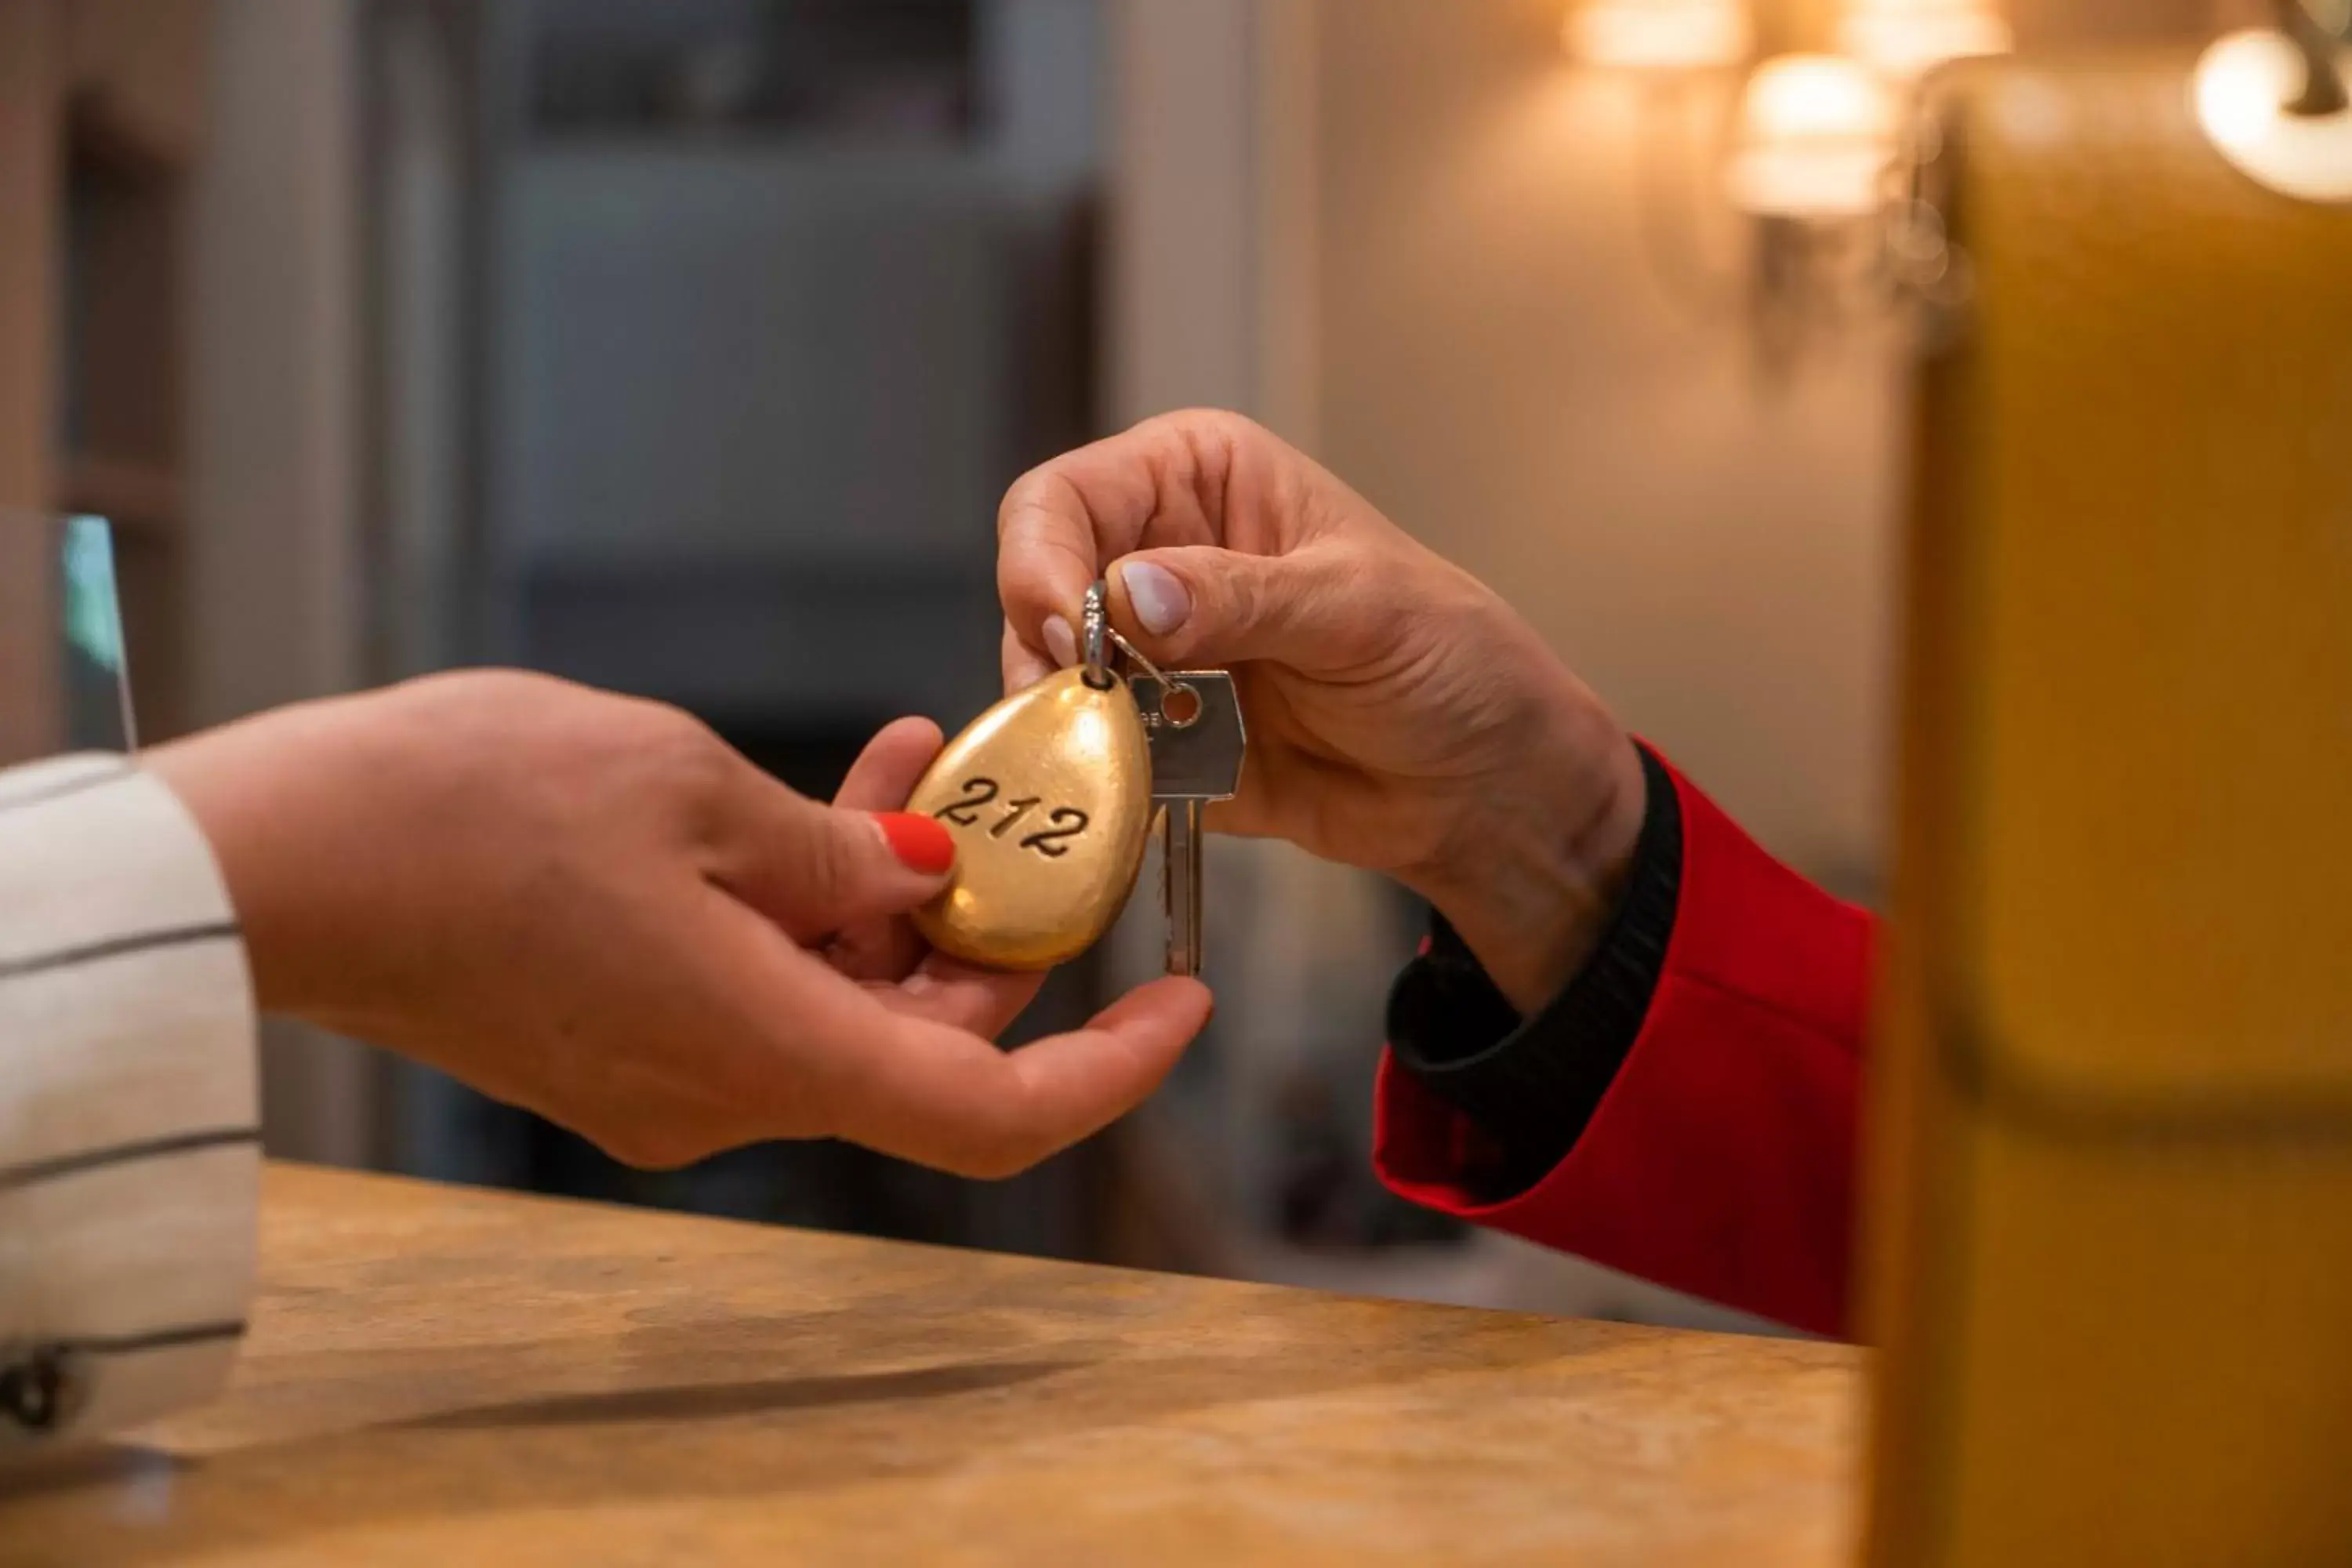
(1385, 741, 1682, 1198)
(0, 754, 260, 1451)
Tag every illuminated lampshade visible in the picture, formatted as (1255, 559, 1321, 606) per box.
(1837, 0, 2011, 79)
(1564, 0, 1751, 71)
(2192, 27, 2352, 203)
(1725, 53, 1899, 218)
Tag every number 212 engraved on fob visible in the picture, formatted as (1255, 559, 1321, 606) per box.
(902, 658, 1156, 971)
(931, 776, 1091, 858)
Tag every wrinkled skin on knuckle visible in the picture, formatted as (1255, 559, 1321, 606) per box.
(1403, 609, 1552, 772)
(1320, 547, 1403, 659)
(996, 467, 1094, 559)
(1166, 408, 1273, 478)
(1142, 410, 1257, 537)
(1145, 406, 1266, 457)
(793, 819, 851, 919)
(1309, 543, 1457, 685)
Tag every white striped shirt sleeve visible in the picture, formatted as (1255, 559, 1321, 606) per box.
(0, 753, 260, 1450)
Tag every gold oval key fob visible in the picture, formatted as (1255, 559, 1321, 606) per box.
(906, 587, 1153, 970)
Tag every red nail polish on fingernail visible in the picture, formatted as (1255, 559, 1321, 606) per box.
(877, 811, 956, 874)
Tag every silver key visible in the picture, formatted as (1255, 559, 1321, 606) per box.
(1132, 670, 1247, 977)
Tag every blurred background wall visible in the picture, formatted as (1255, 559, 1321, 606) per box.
(1312, 0, 2243, 892)
(193, 0, 372, 1167)
(0, 0, 2259, 1327)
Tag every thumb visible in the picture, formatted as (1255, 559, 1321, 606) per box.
(721, 791, 958, 943)
(1108, 543, 1387, 673)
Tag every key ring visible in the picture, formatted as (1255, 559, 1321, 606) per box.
(1081, 582, 1115, 690)
(1106, 628, 1201, 731)
(1084, 576, 1201, 726)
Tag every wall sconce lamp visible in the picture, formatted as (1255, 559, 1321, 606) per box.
(1564, 0, 2008, 368)
(2193, 1, 2352, 203)
(1566, 0, 1752, 70)
(1724, 52, 1897, 220)
(1572, 2, 2352, 368)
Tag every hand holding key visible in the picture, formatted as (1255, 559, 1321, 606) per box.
(995, 410, 1648, 1013)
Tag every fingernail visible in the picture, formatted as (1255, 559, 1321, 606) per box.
(1120, 561, 1190, 637)
(875, 812, 956, 874)
(1042, 615, 1078, 669)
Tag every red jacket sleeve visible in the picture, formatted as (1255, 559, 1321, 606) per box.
(1370, 757, 1875, 1338)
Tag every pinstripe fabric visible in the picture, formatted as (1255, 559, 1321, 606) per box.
(0, 753, 259, 1450)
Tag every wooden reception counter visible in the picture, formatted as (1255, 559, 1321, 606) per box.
(5, 1166, 1862, 1566)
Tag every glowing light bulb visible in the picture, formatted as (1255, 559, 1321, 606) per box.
(1838, 0, 2012, 80)
(1564, 0, 1751, 71)
(2192, 27, 2352, 203)
(1725, 53, 1899, 218)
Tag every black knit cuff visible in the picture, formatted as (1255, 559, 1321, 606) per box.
(1385, 742, 1683, 1198)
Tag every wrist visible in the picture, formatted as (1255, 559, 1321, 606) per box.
(143, 696, 376, 1021)
(1402, 691, 1647, 1015)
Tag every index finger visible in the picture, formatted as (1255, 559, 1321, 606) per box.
(994, 421, 1225, 678)
(1001, 619, 1054, 693)
(995, 465, 1123, 677)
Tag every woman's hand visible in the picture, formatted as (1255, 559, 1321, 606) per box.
(147, 670, 1210, 1177)
(996, 410, 1646, 1012)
